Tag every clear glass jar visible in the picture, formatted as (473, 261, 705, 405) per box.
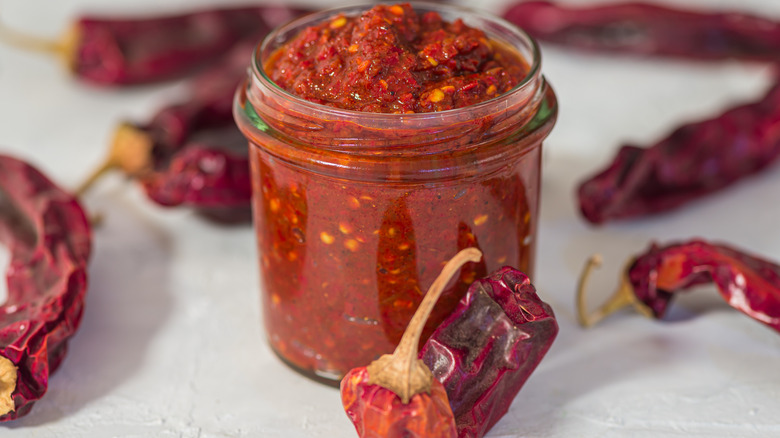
(234, 2, 558, 384)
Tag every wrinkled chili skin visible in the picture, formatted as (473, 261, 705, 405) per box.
(578, 79, 780, 224)
(267, 3, 527, 113)
(74, 5, 307, 85)
(127, 10, 309, 223)
(503, 1, 780, 62)
(420, 266, 558, 438)
(0, 154, 91, 421)
(341, 367, 457, 438)
(237, 2, 557, 382)
(629, 240, 780, 332)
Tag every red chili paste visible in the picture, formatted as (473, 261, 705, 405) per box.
(266, 3, 527, 113)
(240, 2, 554, 381)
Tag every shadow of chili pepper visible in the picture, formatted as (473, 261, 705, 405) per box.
(8, 190, 174, 426)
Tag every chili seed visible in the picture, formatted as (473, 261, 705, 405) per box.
(427, 56, 439, 67)
(348, 44, 359, 53)
(339, 223, 353, 234)
(348, 197, 361, 209)
(320, 232, 335, 244)
(487, 85, 497, 95)
(345, 239, 360, 252)
(330, 17, 347, 29)
(269, 198, 280, 213)
(389, 4, 404, 15)
(473, 214, 489, 226)
(429, 88, 445, 103)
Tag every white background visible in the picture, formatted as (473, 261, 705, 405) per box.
(1, 0, 780, 436)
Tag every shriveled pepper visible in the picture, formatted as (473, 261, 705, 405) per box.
(341, 248, 483, 438)
(503, 1, 780, 62)
(0, 5, 307, 85)
(577, 239, 780, 332)
(74, 33, 280, 223)
(420, 266, 558, 438)
(578, 77, 780, 224)
(0, 154, 92, 421)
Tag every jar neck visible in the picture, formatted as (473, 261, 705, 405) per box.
(234, 3, 558, 182)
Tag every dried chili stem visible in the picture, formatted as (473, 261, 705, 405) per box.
(75, 123, 154, 196)
(367, 247, 482, 403)
(0, 357, 15, 416)
(0, 18, 79, 69)
(577, 254, 653, 327)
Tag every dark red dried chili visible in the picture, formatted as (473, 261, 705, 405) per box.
(0, 154, 91, 421)
(0, 5, 307, 85)
(577, 239, 780, 332)
(420, 266, 558, 438)
(341, 248, 482, 438)
(577, 77, 780, 224)
(503, 1, 780, 62)
(74, 32, 287, 223)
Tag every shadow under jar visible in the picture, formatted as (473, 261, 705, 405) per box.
(234, 2, 557, 385)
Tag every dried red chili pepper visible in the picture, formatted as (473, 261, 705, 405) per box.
(341, 248, 482, 438)
(0, 154, 91, 421)
(577, 239, 780, 332)
(503, 1, 780, 62)
(420, 266, 558, 438)
(0, 5, 307, 85)
(73, 29, 298, 223)
(577, 78, 780, 224)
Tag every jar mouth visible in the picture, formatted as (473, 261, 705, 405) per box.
(251, 1, 543, 121)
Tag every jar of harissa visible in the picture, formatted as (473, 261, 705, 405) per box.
(234, 2, 557, 384)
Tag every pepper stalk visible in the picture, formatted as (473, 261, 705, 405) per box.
(367, 247, 483, 403)
(75, 123, 154, 196)
(0, 357, 16, 416)
(576, 254, 654, 327)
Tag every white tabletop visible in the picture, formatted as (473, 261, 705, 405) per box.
(1, 0, 779, 436)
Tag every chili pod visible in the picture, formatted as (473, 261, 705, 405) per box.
(503, 1, 780, 62)
(420, 266, 558, 438)
(577, 77, 780, 224)
(577, 239, 780, 332)
(74, 34, 273, 223)
(0, 154, 92, 421)
(341, 248, 483, 438)
(0, 5, 307, 85)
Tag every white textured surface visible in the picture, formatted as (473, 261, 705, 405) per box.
(1, 0, 780, 436)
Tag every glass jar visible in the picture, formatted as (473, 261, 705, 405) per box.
(234, 2, 557, 384)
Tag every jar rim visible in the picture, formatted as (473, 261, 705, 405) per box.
(251, 1, 543, 121)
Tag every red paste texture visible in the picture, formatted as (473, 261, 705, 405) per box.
(266, 3, 527, 113)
